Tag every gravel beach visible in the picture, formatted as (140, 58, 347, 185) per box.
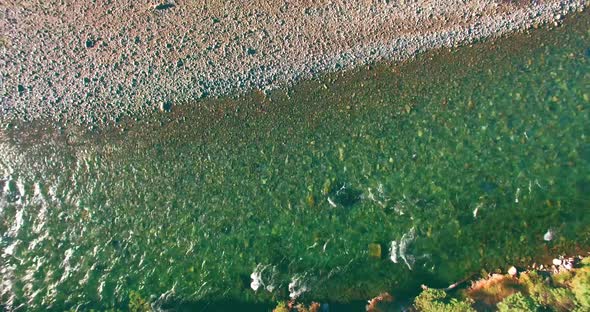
(0, 0, 587, 125)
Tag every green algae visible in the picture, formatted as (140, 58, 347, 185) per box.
(0, 12, 589, 311)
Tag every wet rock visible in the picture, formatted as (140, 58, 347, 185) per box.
(480, 181, 498, 193)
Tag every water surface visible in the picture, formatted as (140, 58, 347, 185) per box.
(1, 13, 589, 311)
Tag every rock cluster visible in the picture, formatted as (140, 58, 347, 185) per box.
(0, 0, 587, 125)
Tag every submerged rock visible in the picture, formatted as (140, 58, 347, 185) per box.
(368, 243, 382, 258)
(327, 183, 361, 208)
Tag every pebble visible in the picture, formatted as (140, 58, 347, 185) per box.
(552, 258, 562, 266)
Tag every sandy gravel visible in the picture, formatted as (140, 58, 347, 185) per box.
(0, 0, 587, 125)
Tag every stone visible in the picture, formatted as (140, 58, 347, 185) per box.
(552, 258, 562, 266)
(508, 266, 517, 276)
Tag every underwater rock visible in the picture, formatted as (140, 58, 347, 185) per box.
(368, 243, 382, 258)
(327, 183, 361, 208)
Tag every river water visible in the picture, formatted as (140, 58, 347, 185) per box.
(1, 13, 589, 311)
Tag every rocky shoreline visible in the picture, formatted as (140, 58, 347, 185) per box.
(1, 0, 587, 125)
(277, 252, 590, 312)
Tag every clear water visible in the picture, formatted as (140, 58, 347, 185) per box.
(1, 13, 589, 311)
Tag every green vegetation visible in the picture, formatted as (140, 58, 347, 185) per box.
(272, 260, 590, 312)
(497, 293, 539, 312)
(254, 256, 589, 312)
(409, 256, 590, 311)
(273, 301, 290, 312)
(413, 289, 475, 312)
(128, 291, 151, 312)
(570, 258, 590, 308)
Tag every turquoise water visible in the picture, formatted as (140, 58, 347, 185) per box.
(1, 13, 589, 311)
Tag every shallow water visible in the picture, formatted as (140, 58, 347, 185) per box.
(1, 13, 589, 311)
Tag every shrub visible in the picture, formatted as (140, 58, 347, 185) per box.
(413, 289, 475, 312)
(571, 267, 590, 309)
(497, 293, 539, 312)
(547, 288, 576, 311)
(129, 291, 151, 312)
(273, 301, 289, 312)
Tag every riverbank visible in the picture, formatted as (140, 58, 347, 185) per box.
(271, 251, 590, 311)
(365, 251, 590, 311)
(116, 251, 590, 311)
(0, 1, 588, 125)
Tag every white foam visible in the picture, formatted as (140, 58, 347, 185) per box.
(250, 264, 277, 293)
(544, 229, 554, 241)
(389, 227, 417, 270)
(288, 274, 309, 299)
